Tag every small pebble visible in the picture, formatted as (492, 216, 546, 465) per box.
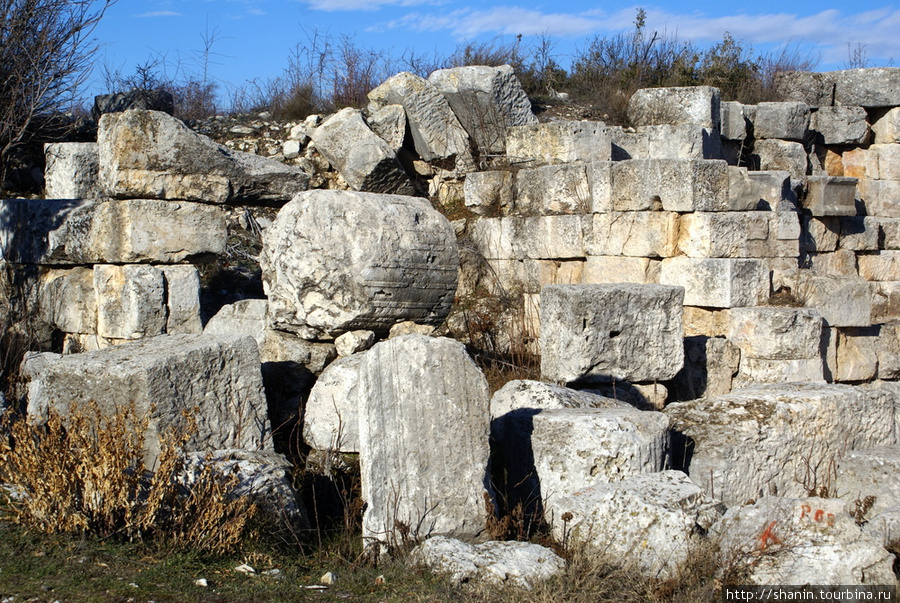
(234, 563, 257, 575)
(320, 571, 336, 585)
(194, 578, 208, 587)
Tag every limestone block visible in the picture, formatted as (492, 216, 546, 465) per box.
(872, 282, 900, 323)
(802, 249, 859, 277)
(634, 124, 724, 160)
(539, 284, 684, 384)
(410, 536, 565, 590)
(495, 407, 668, 514)
(334, 330, 375, 357)
(427, 64, 537, 155)
(833, 67, 900, 108)
(587, 212, 679, 258)
(626, 86, 720, 129)
(720, 101, 753, 140)
(43, 142, 99, 200)
(858, 179, 900, 218)
(303, 353, 364, 452)
(0, 198, 225, 265)
(367, 72, 475, 172)
(203, 299, 269, 349)
(310, 108, 413, 195)
(837, 447, 900, 518)
(506, 121, 613, 164)
(665, 383, 895, 506)
(754, 102, 810, 141)
(824, 148, 844, 176)
(519, 215, 586, 259)
(683, 307, 731, 338)
(261, 190, 458, 339)
(468, 217, 512, 260)
(93, 264, 166, 340)
(754, 139, 807, 187)
(834, 326, 879, 382)
(159, 265, 202, 335)
(789, 272, 871, 327)
(728, 307, 823, 360)
(463, 171, 513, 216)
(803, 176, 858, 217)
(490, 380, 627, 422)
(774, 71, 835, 107)
(874, 144, 900, 180)
(810, 105, 870, 145)
(678, 212, 795, 258)
(872, 107, 900, 143)
(388, 321, 435, 339)
(99, 110, 308, 204)
(514, 163, 590, 215)
(550, 471, 723, 579)
(838, 216, 879, 251)
(582, 256, 660, 284)
(842, 147, 879, 180)
(659, 257, 769, 308)
(24, 333, 272, 468)
(733, 357, 825, 388)
(859, 251, 900, 281)
(669, 336, 740, 401)
(367, 103, 407, 151)
(714, 496, 896, 586)
(801, 216, 840, 252)
(358, 335, 490, 546)
(38, 267, 97, 334)
(744, 170, 795, 209)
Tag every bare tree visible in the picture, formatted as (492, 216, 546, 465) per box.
(0, 0, 116, 189)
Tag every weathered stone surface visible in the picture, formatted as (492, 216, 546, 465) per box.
(92, 88, 174, 121)
(728, 307, 823, 360)
(838, 216, 879, 251)
(683, 307, 731, 337)
(203, 299, 269, 348)
(94, 264, 166, 340)
(733, 357, 825, 388)
(788, 272, 871, 327)
(410, 536, 565, 590)
(678, 212, 796, 258)
(494, 407, 668, 514)
(99, 110, 308, 204)
(669, 336, 740, 401)
(720, 101, 754, 140)
(753, 139, 807, 187)
(666, 383, 895, 506)
(582, 256, 660, 284)
(659, 257, 769, 308)
(858, 179, 900, 218)
(159, 265, 202, 335)
(587, 212, 679, 258)
(833, 67, 900, 108)
(859, 251, 900, 281)
(842, 146, 879, 180)
(627, 86, 720, 129)
(627, 124, 725, 160)
(804, 176, 858, 217)
(801, 216, 840, 252)
(38, 267, 97, 334)
(468, 215, 586, 261)
(774, 71, 835, 107)
(388, 320, 435, 338)
(514, 164, 590, 215)
(0, 198, 225, 265)
(832, 327, 879, 382)
(367, 104, 407, 151)
(872, 107, 900, 143)
(428, 65, 537, 155)
(261, 190, 458, 339)
(873, 284, 900, 325)
(334, 330, 375, 357)
(368, 72, 475, 172)
(550, 471, 723, 579)
(711, 496, 896, 585)
(734, 169, 794, 210)
(540, 284, 684, 384)
(877, 324, 900, 380)
(43, 143, 99, 200)
(358, 335, 490, 547)
(490, 379, 627, 421)
(24, 334, 271, 467)
(754, 102, 810, 141)
(506, 121, 613, 164)
(836, 447, 900, 517)
(811, 105, 870, 145)
(310, 108, 413, 194)
(463, 170, 513, 216)
(303, 353, 364, 452)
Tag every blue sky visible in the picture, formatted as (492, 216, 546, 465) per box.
(89, 0, 900, 102)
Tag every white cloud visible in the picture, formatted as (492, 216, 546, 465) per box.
(136, 10, 183, 18)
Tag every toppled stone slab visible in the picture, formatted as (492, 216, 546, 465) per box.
(261, 190, 458, 340)
(540, 284, 684, 384)
(310, 108, 413, 195)
(659, 257, 769, 308)
(99, 110, 308, 204)
(43, 143, 99, 200)
(627, 86, 720, 129)
(835, 447, 900, 517)
(368, 72, 475, 172)
(728, 307, 823, 360)
(711, 496, 896, 585)
(0, 198, 225, 265)
(665, 383, 895, 506)
(358, 335, 490, 548)
(23, 333, 271, 468)
(410, 536, 565, 590)
(303, 353, 364, 452)
(550, 471, 723, 579)
(428, 64, 537, 155)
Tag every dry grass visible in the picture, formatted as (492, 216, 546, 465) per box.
(0, 400, 258, 555)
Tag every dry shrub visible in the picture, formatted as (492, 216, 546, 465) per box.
(0, 401, 257, 556)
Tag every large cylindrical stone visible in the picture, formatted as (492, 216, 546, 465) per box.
(261, 190, 459, 340)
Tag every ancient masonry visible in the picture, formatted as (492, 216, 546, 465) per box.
(5, 65, 900, 586)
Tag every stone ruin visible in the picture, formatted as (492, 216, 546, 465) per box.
(4, 64, 900, 587)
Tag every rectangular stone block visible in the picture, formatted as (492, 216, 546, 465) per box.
(43, 142, 99, 200)
(720, 101, 753, 141)
(774, 71, 835, 108)
(669, 335, 741, 401)
(23, 333, 272, 468)
(872, 107, 900, 143)
(754, 102, 810, 141)
(540, 284, 684, 384)
(871, 281, 900, 323)
(160, 265, 202, 335)
(834, 326, 879, 382)
(728, 307, 823, 360)
(463, 170, 513, 216)
(520, 215, 587, 259)
(94, 264, 167, 340)
(38, 267, 97, 334)
(733, 356, 826, 388)
(858, 179, 900, 218)
(583, 256, 660, 285)
(790, 272, 871, 327)
(627, 86, 720, 129)
(874, 144, 900, 180)
(506, 121, 613, 164)
(636, 124, 725, 160)
(0, 198, 225, 265)
(514, 163, 591, 215)
(801, 249, 859, 277)
(659, 257, 769, 308)
(678, 212, 796, 258)
(842, 147, 879, 180)
(833, 67, 900, 108)
(838, 216, 879, 251)
(801, 216, 840, 252)
(859, 252, 900, 281)
(587, 212, 679, 258)
(728, 169, 793, 211)
(754, 139, 807, 187)
(876, 323, 900, 379)
(803, 176, 858, 217)
(810, 105, 871, 145)
(683, 307, 731, 338)
(468, 217, 511, 260)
